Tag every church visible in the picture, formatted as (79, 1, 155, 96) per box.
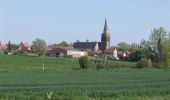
(73, 19, 111, 52)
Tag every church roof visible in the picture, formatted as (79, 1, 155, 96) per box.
(73, 42, 100, 50)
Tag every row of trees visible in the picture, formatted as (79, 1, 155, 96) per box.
(117, 42, 141, 53)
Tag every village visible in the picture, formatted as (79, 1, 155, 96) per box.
(0, 19, 135, 60)
(1, 0, 170, 99)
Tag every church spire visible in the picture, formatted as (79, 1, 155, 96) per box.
(103, 18, 108, 33)
(101, 18, 110, 51)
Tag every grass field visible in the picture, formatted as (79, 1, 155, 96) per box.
(0, 55, 80, 72)
(0, 55, 170, 100)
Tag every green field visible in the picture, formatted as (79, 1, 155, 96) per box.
(0, 55, 170, 100)
(0, 55, 80, 72)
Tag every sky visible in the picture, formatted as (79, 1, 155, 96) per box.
(0, 0, 170, 46)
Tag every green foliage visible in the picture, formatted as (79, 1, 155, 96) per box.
(130, 51, 143, 61)
(96, 63, 105, 70)
(0, 55, 170, 99)
(117, 42, 140, 52)
(0, 55, 79, 72)
(136, 59, 152, 68)
(130, 48, 152, 61)
(141, 27, 170, 68)
(18, 48, 26, 55)
(96, 62, 130, 70)
(90, 58, 136, 69)
(117, 42, 130, 51)
(162, 40, 170, 67)
(87, 49, 94, 56)
(0, 69, 170, 99)
(12, 50, 20, 55)
(58, 41, 68, 47)
(7, 41, 12, 53)
(79, 56, 89, 69)
(32, 38, 47, 56)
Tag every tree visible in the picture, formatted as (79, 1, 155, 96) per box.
(7, 41, 12, 53)
(141, 27, 169, 67)
(162, 40, 170, 67)
(32, 38, 47, 56)
(87, 49, 94, 56)
(79, 56, 89, 69)
(130, 50, 143, 61)
(129, 43, 141, 52)
(117, 42, 130, 51)
(58, 41, 68, 47)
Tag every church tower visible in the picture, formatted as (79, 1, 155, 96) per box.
(101, 19, 110, 51)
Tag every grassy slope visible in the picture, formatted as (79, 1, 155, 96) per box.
(0, 55, 170, 99)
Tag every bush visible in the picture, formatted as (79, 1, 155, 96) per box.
(96, 62, 129, 70)
(96, 63, 105, 70)
(106, 62, 128, 69)
(12, 50, 20, 55)
(79, 56, 89, 69)
(136, 59, 152, 68)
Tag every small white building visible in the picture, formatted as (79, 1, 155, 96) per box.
(47, 47, 87, 58)
(65, 48, 87, 58)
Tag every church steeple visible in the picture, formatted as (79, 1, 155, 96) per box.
(101, 19, 110, 51)
(103, 18, 108, 33)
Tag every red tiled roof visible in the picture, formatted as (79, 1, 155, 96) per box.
(105, 48, 117, 53)
(0, 45, 8, 50)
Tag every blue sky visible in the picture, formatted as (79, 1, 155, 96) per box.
(0, 0, 170, 45)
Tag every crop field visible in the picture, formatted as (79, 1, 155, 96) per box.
(0, 55, 80, 72)
(0, 55, 170, 100)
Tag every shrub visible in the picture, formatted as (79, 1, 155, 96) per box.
(79, 56, 89, 69)
(12, 50, 19, 55)
(3, 49, 8, 54)
(96, 63, 105, 70)
(96, 61, 129, 70)
(136, 59, 152, 68)
(105, 62, 128, 69)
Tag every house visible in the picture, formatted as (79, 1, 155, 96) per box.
(18, 42, 32, 52)
(48, 47, 66, 57)
(104, 48, 118, 58)
(47, 47, 87, 58)
(0, 44, 8, 51)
